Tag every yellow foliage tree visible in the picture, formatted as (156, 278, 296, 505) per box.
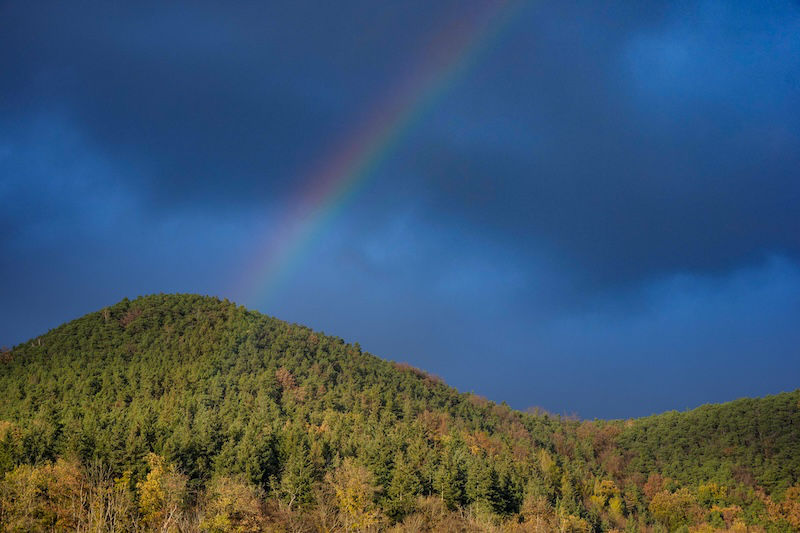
(0, 459, 85, 531)
(200, 475, 266, 533)
(608, 495, 624, 519)
(590, 479, 620, 510)
(559, 512, 592, 533)
(136, 453, 187, 532)
(778, 485, 800, 530)
(697, 482, 728, 506)
(649, 487, 698, 531)
(326, 458, 382, 531)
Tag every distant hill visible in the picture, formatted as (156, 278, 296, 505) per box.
(0, 294, 797, 531)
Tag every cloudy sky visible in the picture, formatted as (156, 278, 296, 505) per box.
(2, 1, 799, 418)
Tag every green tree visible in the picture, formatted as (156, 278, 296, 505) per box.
(279, 451, 315, 510)
(386, 452, 421, 520)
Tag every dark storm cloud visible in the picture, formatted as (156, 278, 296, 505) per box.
(0, 1, 459, 208)
(405, 0, 800, 290)
(3, 1, 797, 288)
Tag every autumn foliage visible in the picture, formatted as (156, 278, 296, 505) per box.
(0, 294, 798, 531)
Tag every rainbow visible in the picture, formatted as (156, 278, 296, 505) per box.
(237, 1, 522, 306)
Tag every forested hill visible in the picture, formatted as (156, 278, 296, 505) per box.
(0, 294, 798, 532)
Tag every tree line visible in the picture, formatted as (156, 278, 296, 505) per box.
(0, 294, 798, 531)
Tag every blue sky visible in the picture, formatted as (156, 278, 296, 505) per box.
(2, 1, 799, 418)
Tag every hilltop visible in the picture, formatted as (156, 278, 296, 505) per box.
(0, 294, 798, 531)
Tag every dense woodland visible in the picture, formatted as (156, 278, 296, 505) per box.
(0, 294, 798, 532)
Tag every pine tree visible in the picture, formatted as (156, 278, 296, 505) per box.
(385, 452, 421, 520)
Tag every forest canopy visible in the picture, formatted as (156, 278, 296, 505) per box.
(0, 294, 798, 532)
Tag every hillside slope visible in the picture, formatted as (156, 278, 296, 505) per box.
(619, 393, 800, 493)
(0, 294, 798, 531)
